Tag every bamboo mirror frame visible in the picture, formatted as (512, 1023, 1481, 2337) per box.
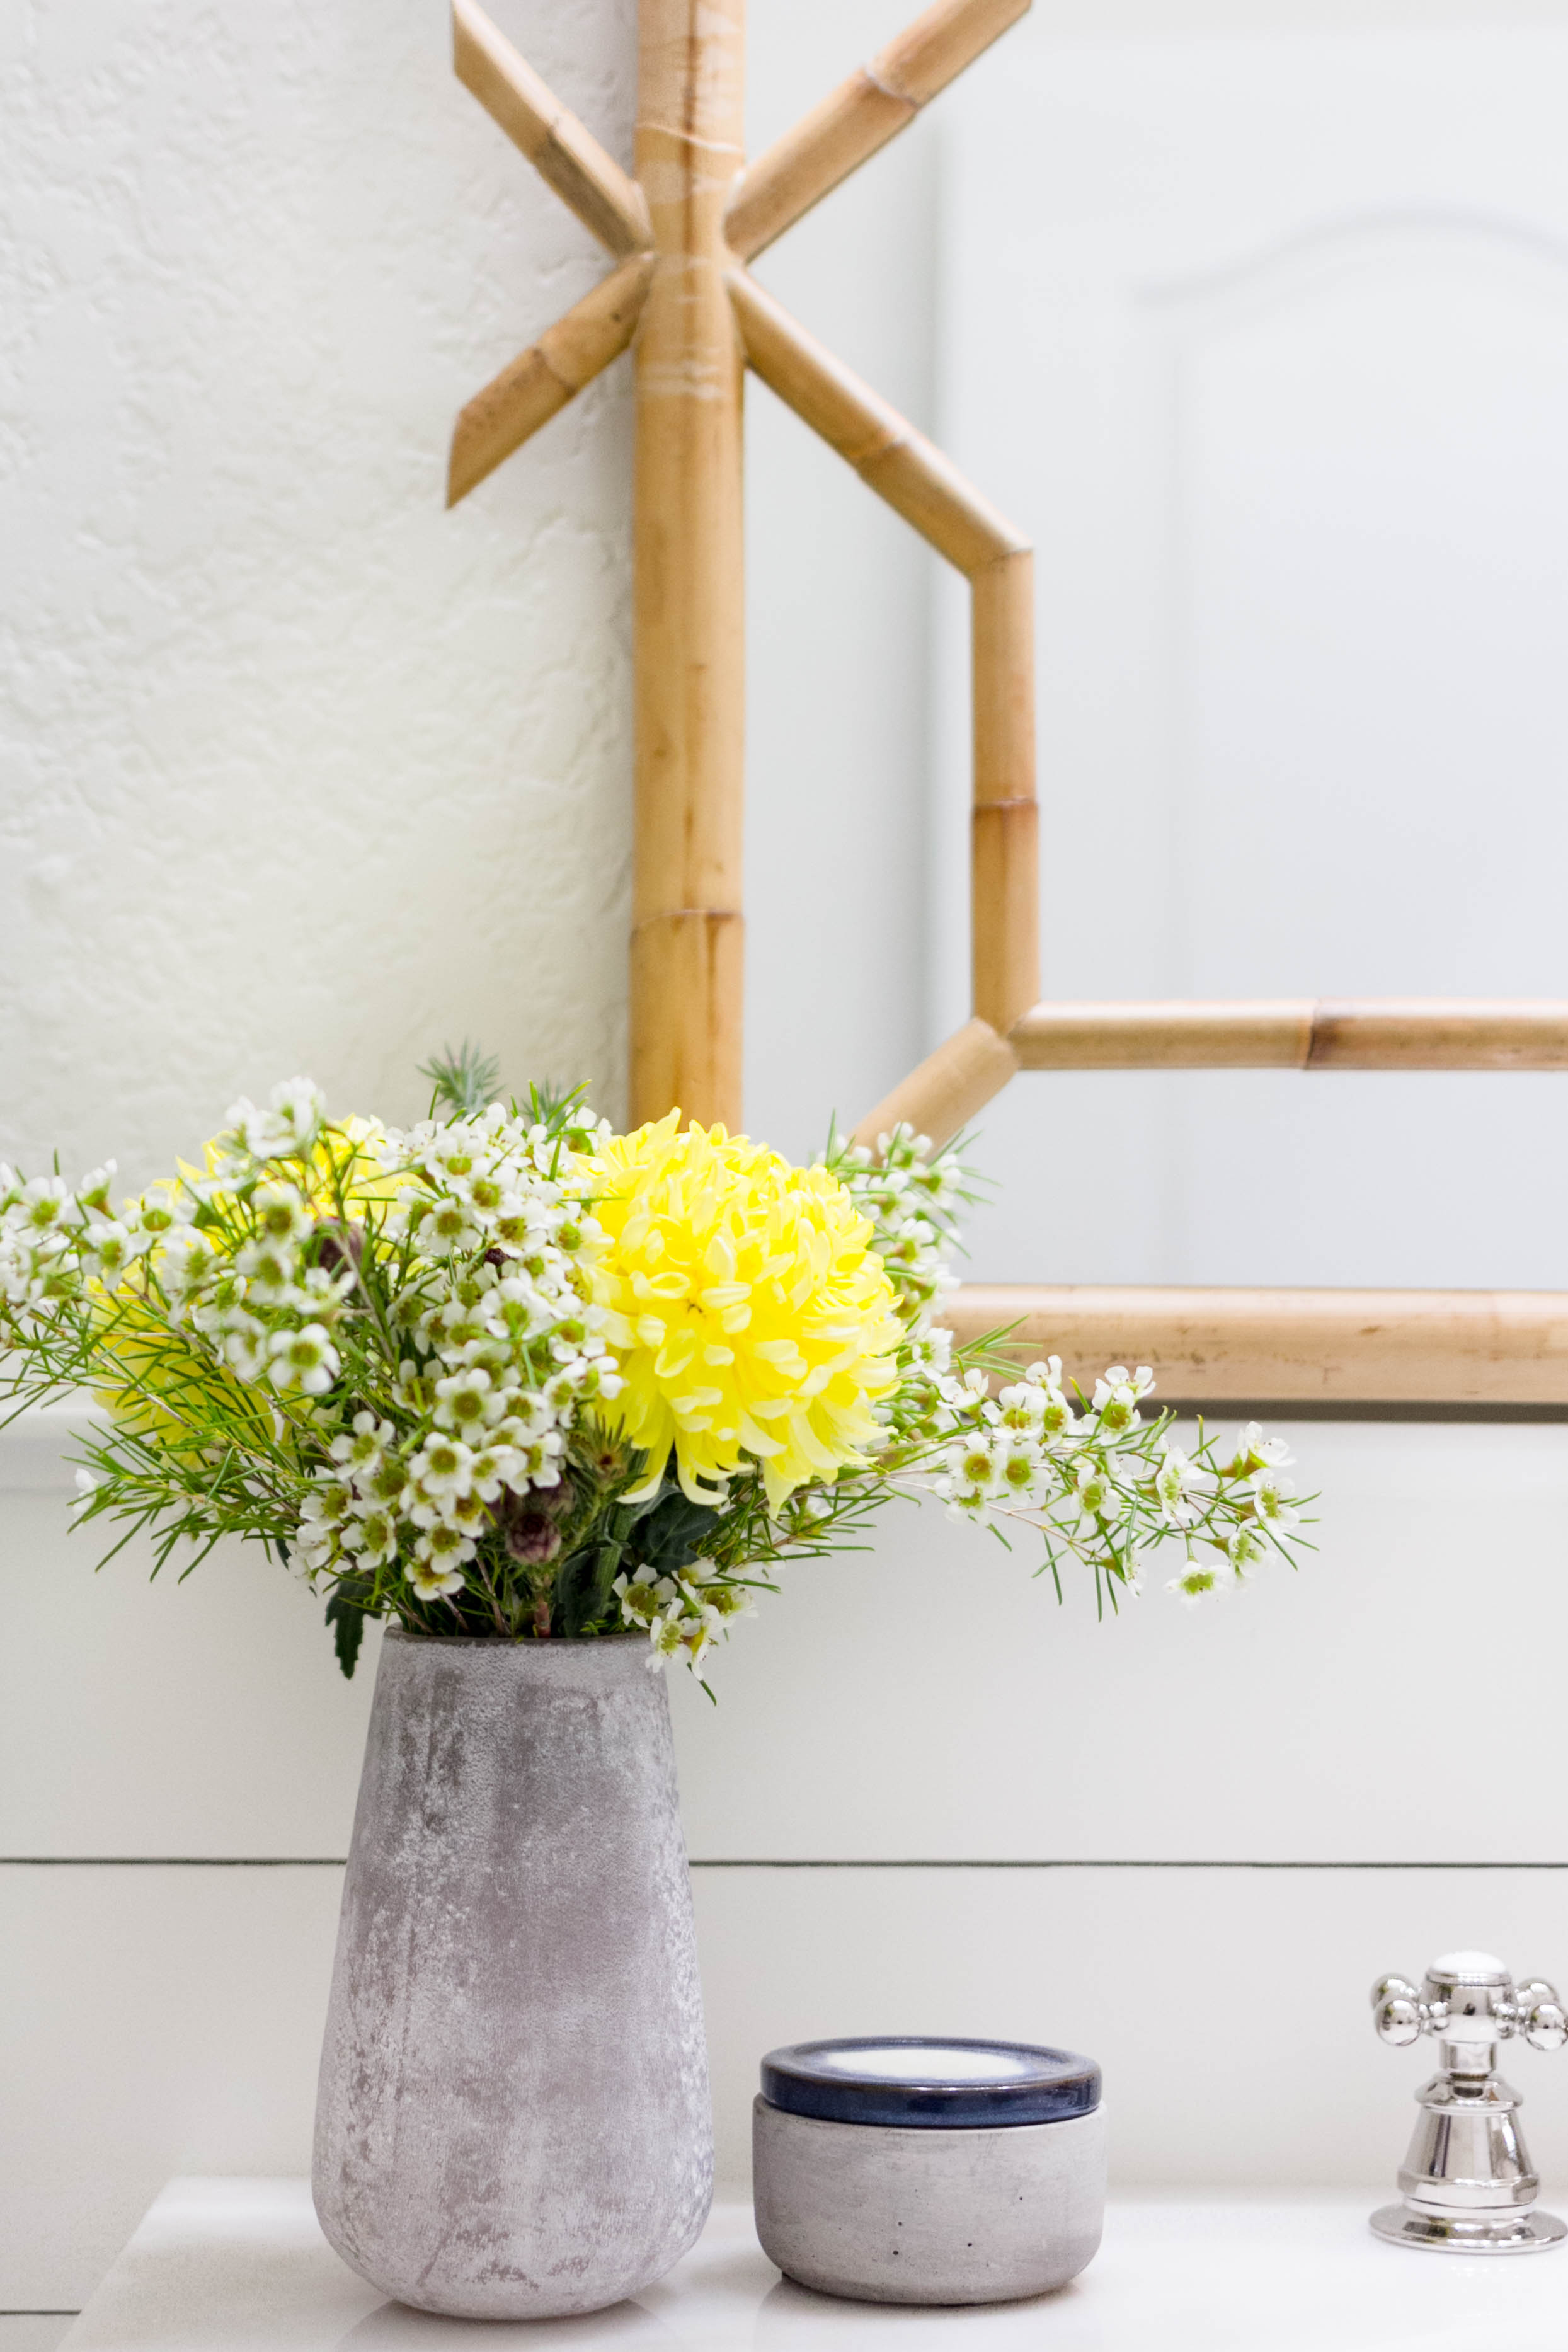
(445, 0, 1568, 1412)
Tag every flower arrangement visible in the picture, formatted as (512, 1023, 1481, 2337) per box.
(0, 1052, 1310, 1683)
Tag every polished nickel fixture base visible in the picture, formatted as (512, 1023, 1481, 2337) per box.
(1370, 2203, 1568, 2254)
(1370, 1951, 1568, 2257)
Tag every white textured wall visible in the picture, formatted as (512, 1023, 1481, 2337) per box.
(9, 0, 1568, 2338)
(0, 0, 638, 1189)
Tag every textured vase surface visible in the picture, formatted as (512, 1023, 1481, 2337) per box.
(312, 1629, 713, 2319)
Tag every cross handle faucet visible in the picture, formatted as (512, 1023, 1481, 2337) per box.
(1373, 1951, 1567, 2063)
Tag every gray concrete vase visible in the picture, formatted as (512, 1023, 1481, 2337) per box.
(312, 1629, 713, 2318)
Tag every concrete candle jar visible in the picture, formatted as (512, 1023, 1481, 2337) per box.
(752, 2036, 1106, 2305)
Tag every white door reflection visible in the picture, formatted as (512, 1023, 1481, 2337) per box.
(936, 33, 1568, 1295)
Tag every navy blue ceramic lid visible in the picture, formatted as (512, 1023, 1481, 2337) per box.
(759, 2036, 1101, 2129)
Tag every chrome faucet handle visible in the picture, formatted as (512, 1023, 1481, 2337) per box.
(1372, 1954, 1567, 2055)
(1371, 1972, 1433, 2047)
(1513, 1980, 1568, 2052)
(1370, 1949, 1568, 2253)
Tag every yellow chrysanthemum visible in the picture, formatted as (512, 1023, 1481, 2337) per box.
(590, 1115, 903, 1512)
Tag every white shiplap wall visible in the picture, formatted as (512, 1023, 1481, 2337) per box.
(11, 1408, 1568, 2309)
(10, 0, 1568, 2324)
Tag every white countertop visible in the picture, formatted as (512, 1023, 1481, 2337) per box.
(59, 2179, 1568, 2352)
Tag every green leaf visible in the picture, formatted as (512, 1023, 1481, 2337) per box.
(324, 1588, 373, 1679)
(524, 1078, 587, 1127)
(418, 1041, 502, 1117)
(627, 1488, 718, 1577)
(554, 1539, 624, 1637)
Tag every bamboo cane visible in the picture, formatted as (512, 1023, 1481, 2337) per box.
(728, 270, 1025, 573)
(726, 0, 1031, 261)
(631, 0, 747, 1130)
(1009, 999, 1568, 1071)
(1305, 1001, 1568, 1069)
(940, 1283, 1568, 1405)
(971, 549, 1037, 1033)
(453, 0, 651, 257)
(447, 254, 656, 506)
(851, 1018, 1019, 1152)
